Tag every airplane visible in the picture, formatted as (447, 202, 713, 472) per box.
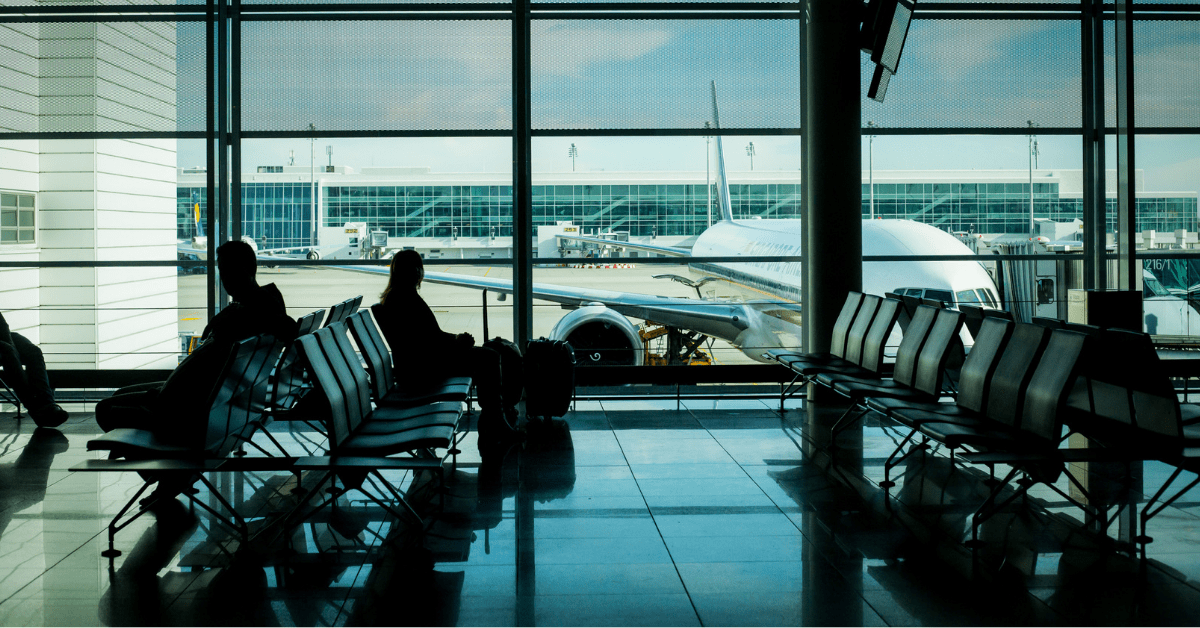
(346, 82, 1001, 366)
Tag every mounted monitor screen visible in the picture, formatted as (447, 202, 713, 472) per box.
(860, 0, 916, 73)
(868, 64, 892, 103)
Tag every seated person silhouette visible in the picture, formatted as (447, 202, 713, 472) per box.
(96, 240, 296, 447)
(373, 250, 519, 448)
(0, 312, 69, 428)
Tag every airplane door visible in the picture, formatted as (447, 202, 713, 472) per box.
(1035, 259, 1057, 318)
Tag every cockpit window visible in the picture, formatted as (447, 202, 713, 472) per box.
(956, 290, 982, 305)
(977, 289, 999, 308)
(925, 289, 953, 303)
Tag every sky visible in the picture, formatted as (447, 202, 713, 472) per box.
(175, 17, 1200, 195)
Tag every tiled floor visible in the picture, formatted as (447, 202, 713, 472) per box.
(2, 398, 1200, 625)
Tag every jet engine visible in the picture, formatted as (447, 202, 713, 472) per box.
(306, 249, 321, 260)
(549, 304, 644, 366)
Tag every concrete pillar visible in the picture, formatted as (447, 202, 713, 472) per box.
(803, 0, 863, 356)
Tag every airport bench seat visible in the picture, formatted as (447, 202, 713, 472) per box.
(292, 325, 469, 526)
(348, 308, 472, 410)
(74, 334, 288, 557)
(824, 305, 962, 443)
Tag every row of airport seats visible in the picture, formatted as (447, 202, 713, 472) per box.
(73, 295, 472, 558)
(767, 291, 1200, 555)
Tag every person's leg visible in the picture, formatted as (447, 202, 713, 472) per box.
(95, 388, 160, 433)
(10, 333, 68, 427)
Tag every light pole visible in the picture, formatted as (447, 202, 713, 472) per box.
(704, 121, 713, 228)
(1027, 120, 1039, 236)
(867, 121, 877, 220)
(745, 141, 756, 171)
(309, 123, 317, 247)
(568, 143, 578, 172)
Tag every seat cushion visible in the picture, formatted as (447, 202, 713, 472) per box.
(340, 424, 456, 455)
(86, 428, 199, 459)
(865, 396, 964, 418)
(814, 370, 881, 389)
(830, 379, 928, 401)
(381, 384, 471, 408)
(918, 420, 1029, 450)
(359, 403, 463, 436)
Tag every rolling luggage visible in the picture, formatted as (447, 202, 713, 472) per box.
(523, 338, 575, 420)
(482, 337, 524, 411)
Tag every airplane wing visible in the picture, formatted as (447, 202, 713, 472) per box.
(346, 265, 752, 344)
(553, 234, 690, 258)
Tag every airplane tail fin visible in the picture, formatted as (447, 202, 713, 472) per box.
(710, 81, 734, 223)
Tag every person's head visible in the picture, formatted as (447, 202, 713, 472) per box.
(217, 240, 259, 300)
(380, 249, 423, 302)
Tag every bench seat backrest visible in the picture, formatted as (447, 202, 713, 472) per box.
(859, 298, 903, 374)
(323, 295, 364, 329)
(205, 334, 284, 457)
(297, 309, 325, 336)
(830, 292, 866, 359)
(316, 325, 372, 438)
(1021, 329, 1089, 443)
(845, 295, 882, 366)
(956, 317, 1014, 414)
(270, 310, 325, 412)
(985, 323, 1051, 429)
(298, 329, 358, 448)
(1091, 328, 1182, 439)
(958, 304, 986, 339)
(911, 308, 965, 396)
(347, 310, 394, 401)
(892, 305, 938, 388)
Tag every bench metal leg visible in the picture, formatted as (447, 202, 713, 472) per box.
(188, 473, 249, 541)
(1139, 467, 1200, 559)
(779, 372, 807, 413)
(965, 466, 1023, 549)
(102, 481, 155, 558)
(880, 428, 926, 489)
(830, 404, 870, 447)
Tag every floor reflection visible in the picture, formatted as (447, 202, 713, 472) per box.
(6, 400, 1200, 625)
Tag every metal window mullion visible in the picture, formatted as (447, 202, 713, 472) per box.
(1081, 0, 1105, 289)
(1115, 0, 1136, 291)
(206, 0, 218, 322)
(217, 0, 231, 308)
(513, 0, 533, 348)
(231, 0, 242, 243)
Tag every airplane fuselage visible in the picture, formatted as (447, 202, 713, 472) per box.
(684, 218, 1000, 354)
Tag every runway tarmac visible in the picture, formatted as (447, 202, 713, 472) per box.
(179, 265, 759, 365)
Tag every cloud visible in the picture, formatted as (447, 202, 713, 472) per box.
(532, 21, 675, 78)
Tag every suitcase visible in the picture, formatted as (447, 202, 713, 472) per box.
(523, 338, 575, 420)
(482, 337, 524, 411)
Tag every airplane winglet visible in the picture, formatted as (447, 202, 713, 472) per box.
(711, 81, 734, 224)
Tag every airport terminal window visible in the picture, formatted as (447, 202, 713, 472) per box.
(1, 193, 35, 245)
(4, 2, 1200, 372)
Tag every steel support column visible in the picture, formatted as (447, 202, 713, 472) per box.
(1115, 0, 1138, 291)
(205, 0, 218, 320)
(230, 0, 242, 242)
(512, 0, 533, 347)
(216, 0, 230, 308)
(1081, 0, 1106, 290)
(802, 0, 862, 357)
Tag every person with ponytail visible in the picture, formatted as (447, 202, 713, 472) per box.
(374, 250, 519, 448)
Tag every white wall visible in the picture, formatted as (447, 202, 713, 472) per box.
(0, 20, 179, 383)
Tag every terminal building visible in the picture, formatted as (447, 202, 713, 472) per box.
(177, 166, 1199, 251)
